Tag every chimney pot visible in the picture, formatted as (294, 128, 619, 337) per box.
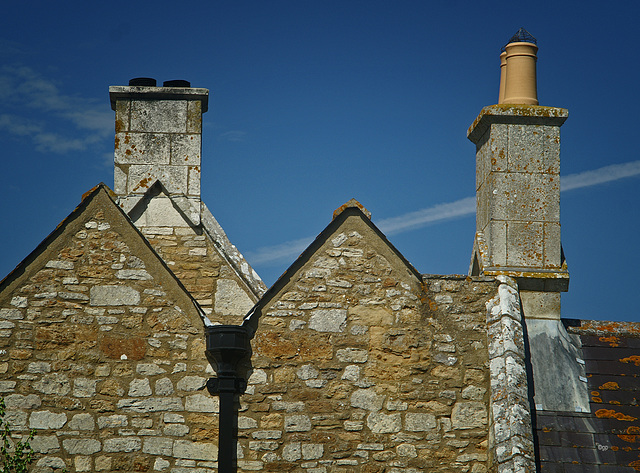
(163, 80, 191, 88)
(129, 77, 157, 87)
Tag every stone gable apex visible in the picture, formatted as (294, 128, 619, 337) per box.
(0, 183, 205, 329)
(243, 201, 422, 334)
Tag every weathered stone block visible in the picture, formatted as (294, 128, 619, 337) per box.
(309, 309, 347, 332)
(68, 414, 95, 431)
(130, 100, 188, 134)
(90, 286, 140, 306)
(142, 437, 173, 455)
(366, 412, 401, 433)
(285, 415, 311, 432)
(30, 411, 67, 429)
(451, 401, 487, 429)
(62, 439, 101, 455)
(214, 279, 254, 316)
(404, 412, 436, 431)
(103, 437, 142, 453)
(173, 439, 217, 461)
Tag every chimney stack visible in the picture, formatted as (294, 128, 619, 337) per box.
(469, 29, 569, 320)
(109, 79, 209, 225)
(499, 28, 539, 105)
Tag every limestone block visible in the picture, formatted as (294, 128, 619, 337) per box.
(366, 412, 401, 434)
(62, 439, 101, 455)
(451, 401, 487, 429)
(153, 458, 170, 471)
(0, 381, 16, 392)
(302, 443, 324, 460)
(252, 430, 282, 439)
(176, 376, 206, 392)
(74, 378, 97, 398)
(127, 164, 188, 195)
(103, 437, 142, 453)
(114, 165, 127, 194)
(186, 100, 202, 133)
(489, 172, 560, 223)
(249, 440, 279, 451)
(214, 279, 254, 316)
(296, 365, 319, 380)
(350, 389, 385, 411)
(68, 414, 95, 431)
(507, 124, 559, 174)
(36, 457, 66, 470)
(173, 440, 217, 461)
(116, 269, 152, 280)
(188, 166, 201, 197)
(238, 416, 258, 429)
(129, 378, 152, 397)
(285, 415, 311, 432)
(90, 286, 140, 306)
(336, 348, 368, 363)
(283, 442, 301, 462)
(117, 398, 183, 412)
(309, 309, 347, 333)
(0, 308, 23, 320)
(164, 424, 189, 436)
(506, 221, 543, 268)
(30, 411, 67, 429)
(3, 411, 27, 429)
(130, 100, 188, 134)
(137, 363, 167, 376)
(143, 437, 173, 456)
(404, 413, 436, 432)
(4, 394, 41, 409)
(185, 393, 219, 413)
(487, 221, 507, 267)
(97, 415, 128, 429)
(341, 365, 360, 381)
(155, 377, 174, 395)
(30, 435, 60, 454)
(170, 134, 200, 165)
(115, 132, 170, 165)
(543, 222, 562, 268)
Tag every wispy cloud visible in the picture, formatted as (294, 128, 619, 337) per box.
(218, 130, 247, 142)
(377, 197, 476, 235)
(0, 65, 113, 154)
(560, 160, 640, 191)
(248, 161, 640, 266)
(247, 237, 313, 265)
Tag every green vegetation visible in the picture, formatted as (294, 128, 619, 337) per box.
(0, 398, 34, 473)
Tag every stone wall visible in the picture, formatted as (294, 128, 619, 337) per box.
(0, 188, 221, 473)
(238, 209, 499, 473)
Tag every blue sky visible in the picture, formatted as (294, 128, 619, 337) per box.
(1, 1, 638, 321)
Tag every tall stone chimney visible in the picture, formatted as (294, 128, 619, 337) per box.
(468, 30, 569, 320)
(109, 78, 209, 225)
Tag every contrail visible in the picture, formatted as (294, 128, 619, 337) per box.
(247, 160, 640, 266)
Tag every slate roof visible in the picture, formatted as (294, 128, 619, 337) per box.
(535, 320, 640, 472)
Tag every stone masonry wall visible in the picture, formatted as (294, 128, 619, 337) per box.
(139, 224, 257, 325)
(238, 213, 499, 473)
(0, 206, 221, 473)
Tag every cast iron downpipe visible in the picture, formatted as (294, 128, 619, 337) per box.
(205, 325, 250, 473)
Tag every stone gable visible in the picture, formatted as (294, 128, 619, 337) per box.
(237, 207, 498, 472)
(0, 186, 226, 472)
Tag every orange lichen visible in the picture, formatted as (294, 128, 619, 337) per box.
(621, 355, 640, 366)
(600, 336, 621, 347)
(629, 459, 640, 471)
(592, 397, 603, 403)
(600, 382, 620, 390)
(592, 391, 600, 396)
(595, 409, 637, 422)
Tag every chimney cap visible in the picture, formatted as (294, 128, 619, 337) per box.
(163, 80, 191, 88)
(501, 27, 537, 52)
(129, 77, 157, 87)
